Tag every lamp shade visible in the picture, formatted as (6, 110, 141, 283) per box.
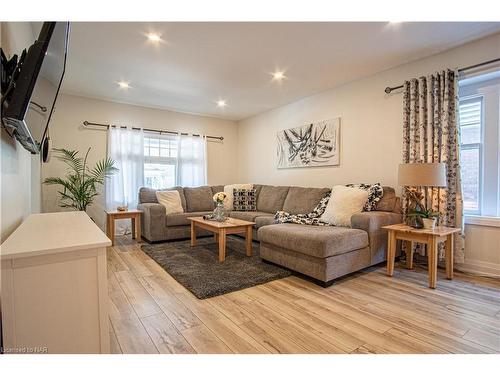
(398, 163, 447, 187)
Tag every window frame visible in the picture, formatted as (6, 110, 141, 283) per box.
(458, 94, 484, 216)
(143, 134, 179, 189)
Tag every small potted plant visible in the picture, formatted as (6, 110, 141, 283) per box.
(212, 192, 228, 222)
(407, 208, 440, 229)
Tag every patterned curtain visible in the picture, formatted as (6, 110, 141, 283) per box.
(402, 69, 465, 263)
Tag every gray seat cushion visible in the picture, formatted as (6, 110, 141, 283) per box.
(258, 224, 369, 258)
(255, 215, 277, 228)
(184, 186, 214, 212)
(256, 185, 290, 213)
(282, 186, 330, 214)
(166, 212, 212, 227)
(229, 211, 274, 222)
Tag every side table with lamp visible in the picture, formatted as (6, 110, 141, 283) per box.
(383, 163, 460, 289)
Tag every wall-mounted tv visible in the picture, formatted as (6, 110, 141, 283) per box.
(1, 22, 69, 154)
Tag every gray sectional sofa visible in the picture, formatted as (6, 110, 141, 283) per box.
(137, 184, 402, 286)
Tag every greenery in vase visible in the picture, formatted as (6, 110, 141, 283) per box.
(407, 207, 440, 219)
(43, 148, 118, 212)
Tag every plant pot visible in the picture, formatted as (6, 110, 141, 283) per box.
(422, 217, 436, 229)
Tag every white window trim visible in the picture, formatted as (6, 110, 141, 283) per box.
(464, 215, 500, 228)
(459, 95, 484, 216)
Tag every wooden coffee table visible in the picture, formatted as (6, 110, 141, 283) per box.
(382, 223, 461, 289)
(188, 217, 255, 262)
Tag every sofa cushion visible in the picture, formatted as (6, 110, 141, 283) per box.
(139, 186, 187, 211)
(320, 185, 369, 227)
(233, 189, 257, 211)
(257, 185, 290, 213)
(166, 211, 213, 227)
(229, 211, 274, 222)
(255, 215, 277, 228)
(282, 186, 330, 214)
(223, 183, 253, 210)
(156, 190, 184, 214)
(375, 187, 397, 212)
(345, 183, 384, 211)
(184, 186, 214, 212)
(258, 224, 369, 258)
(211, 185, 224, 195)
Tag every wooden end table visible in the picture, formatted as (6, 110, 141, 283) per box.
(188, 217, 255, 262)
(105, 209, 142, 246)
(382, 224, 461, 289)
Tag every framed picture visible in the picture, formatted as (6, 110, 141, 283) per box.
(277, 117, 340, 169)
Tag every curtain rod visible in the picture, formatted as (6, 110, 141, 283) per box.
(82, 121, 224, 141)
(384, 57, 500, 94)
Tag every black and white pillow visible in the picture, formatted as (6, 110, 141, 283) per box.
(345, 183, 384, 211)
(233, 189, 257, 211)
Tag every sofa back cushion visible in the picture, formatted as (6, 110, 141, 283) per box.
(139, 186, 187, 211)
(282, 186, 331, 214)
(375, 186, 397, 212)
(184, 186, 214, 212)
(211, 185, 224, 195)
(257, 185, 290, 213)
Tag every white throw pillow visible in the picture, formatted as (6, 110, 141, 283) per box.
(320, 185, 369, 227)
(155, 190, 184, 214)
(223, 183, 253, 210)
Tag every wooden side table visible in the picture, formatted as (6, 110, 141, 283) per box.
(382, 224, 461, 289)
(105, 209, 142, 246)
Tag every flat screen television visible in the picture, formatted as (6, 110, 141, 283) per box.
(1, 22, 69, 154)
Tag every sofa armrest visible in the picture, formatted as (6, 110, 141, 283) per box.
(351, 211, 402, 233)
(351, 211, 403, 264)
(137, 203, 166, 242)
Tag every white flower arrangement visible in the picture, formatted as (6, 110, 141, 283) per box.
(213, 192, 227, 204)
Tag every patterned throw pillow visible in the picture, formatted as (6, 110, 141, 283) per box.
(232, 189, 257, 211)
(345, 183, 384, 211)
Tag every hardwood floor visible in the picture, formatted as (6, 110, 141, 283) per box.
(107, 236, 500, 354)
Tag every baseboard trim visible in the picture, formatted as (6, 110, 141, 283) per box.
(456, 259, 500, 277)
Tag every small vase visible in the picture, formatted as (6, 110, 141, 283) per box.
(422, 218, 436, 229)
(213, 202, 227, 222)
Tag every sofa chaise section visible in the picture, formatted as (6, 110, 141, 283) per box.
(258, 186, 402, 285)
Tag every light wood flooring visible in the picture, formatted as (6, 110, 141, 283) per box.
(107, 235, 500, 354)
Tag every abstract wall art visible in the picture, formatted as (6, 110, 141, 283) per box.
(277, 118, 340, 169)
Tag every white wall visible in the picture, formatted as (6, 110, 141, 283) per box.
(236, 32, 500, 275)
(0, 22, 40, 242)
(41, 94, 238, 230)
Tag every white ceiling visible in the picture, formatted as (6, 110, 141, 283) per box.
(57, 22, 500, 121)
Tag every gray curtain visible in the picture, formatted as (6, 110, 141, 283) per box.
(402, 69, 465, 263)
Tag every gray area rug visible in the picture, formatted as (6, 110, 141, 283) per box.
(141, 236, 291, 299)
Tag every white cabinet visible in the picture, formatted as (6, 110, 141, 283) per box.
(1, 211, 111, 354)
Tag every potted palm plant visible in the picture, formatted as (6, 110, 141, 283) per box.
(43, 148, 118, 212)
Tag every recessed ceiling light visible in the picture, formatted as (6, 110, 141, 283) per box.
(146, 33, 162, 43)
(272, 71, 286, 81)
(216, 100, 227, 108)
(117, 81, 131, 89)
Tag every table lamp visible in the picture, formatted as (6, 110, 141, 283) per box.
(398, 163, 447, 228)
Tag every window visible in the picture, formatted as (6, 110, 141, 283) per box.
(144, 135, 178, 189)
(459, 70, 500, 218)
(143, 133, 207, 189)
(458, 96, 482, 214)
